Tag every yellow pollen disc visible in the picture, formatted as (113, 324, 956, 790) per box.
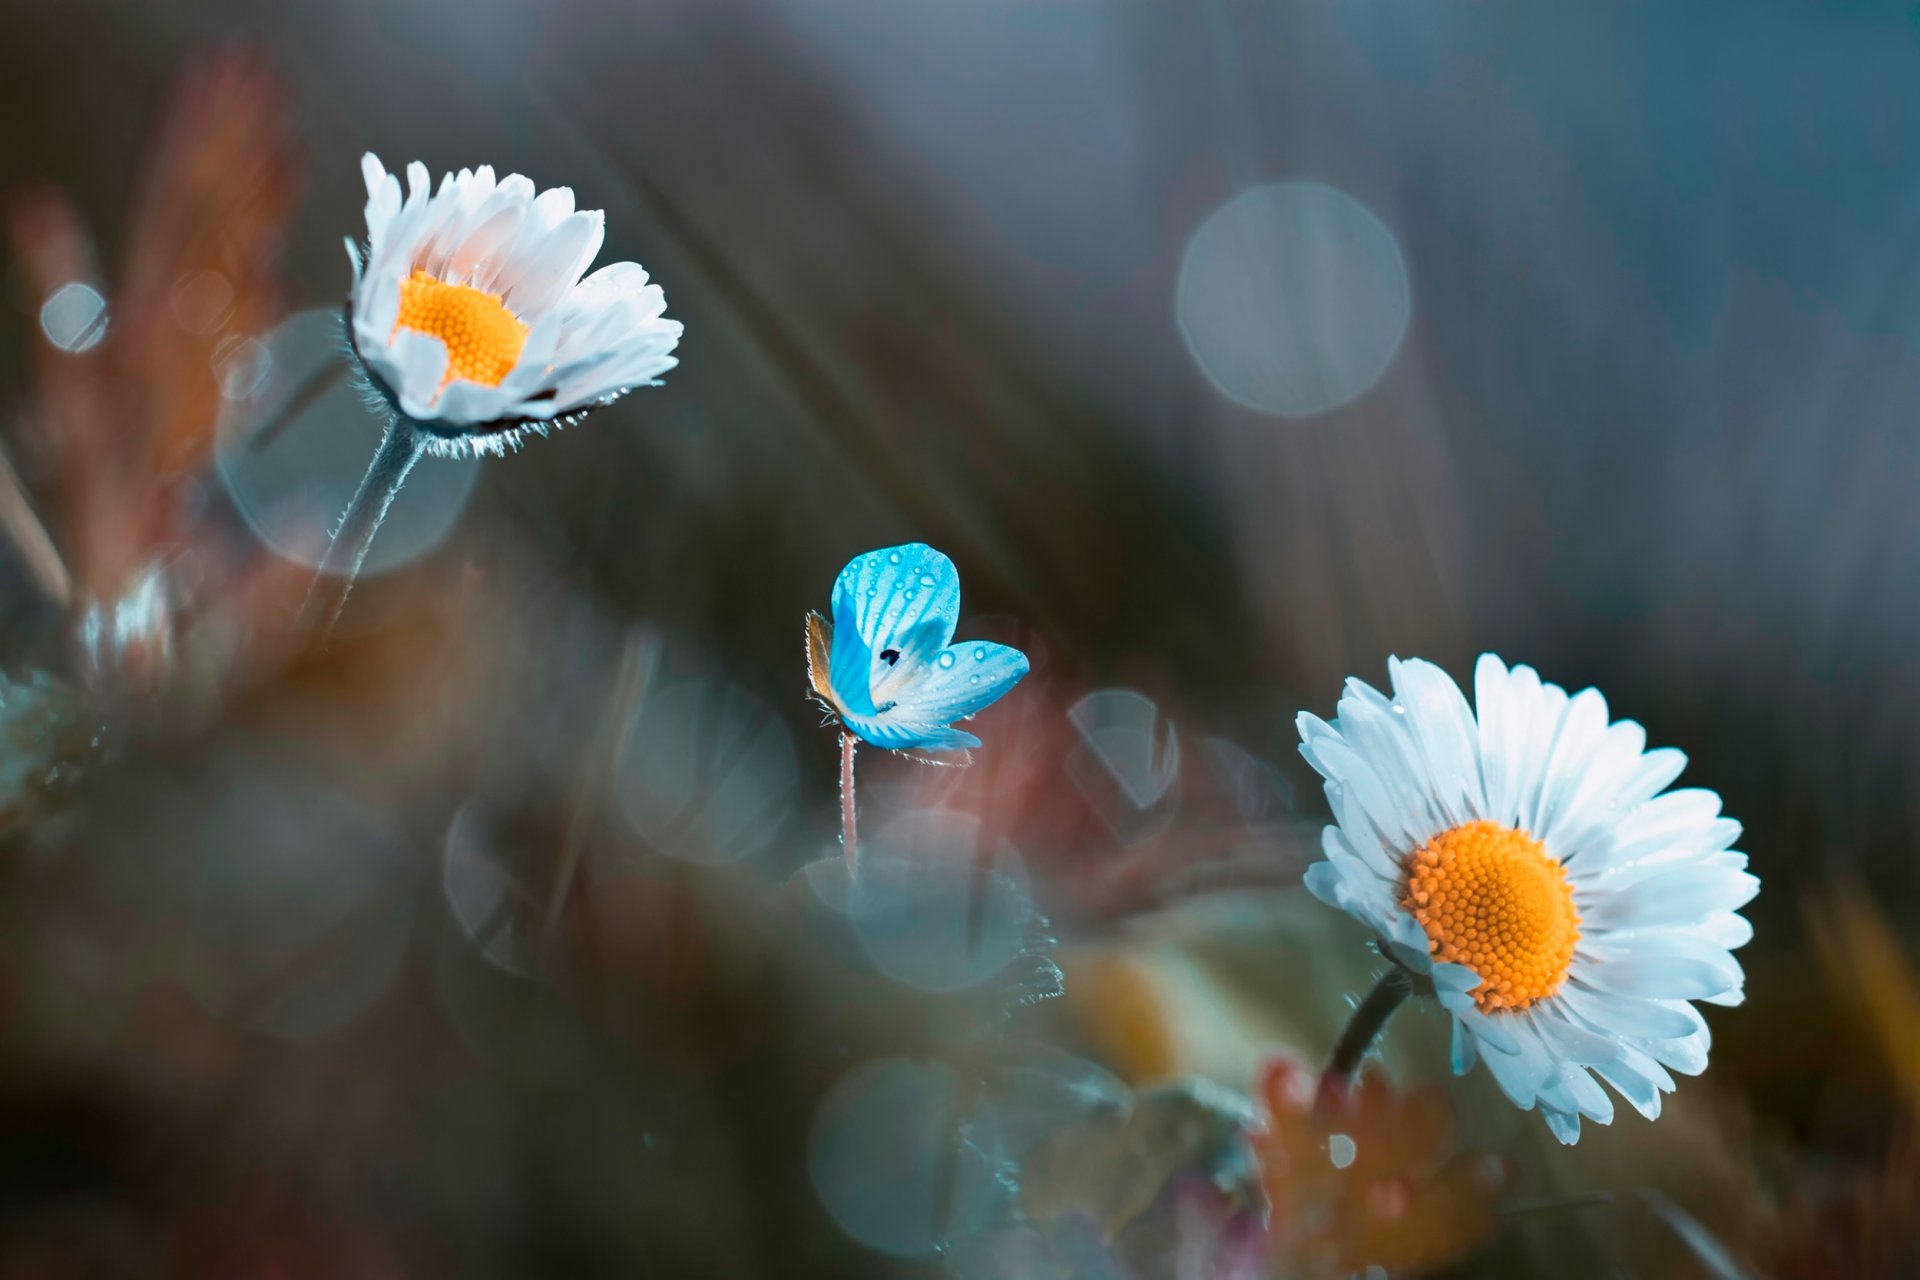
(1401, 819, 1581, 1012)
(393, 269, 528, 387)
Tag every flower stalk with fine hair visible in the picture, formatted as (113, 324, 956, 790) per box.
(309, 153, 682, 633)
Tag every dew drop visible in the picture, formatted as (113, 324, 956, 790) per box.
(937, 653, 956, 669)
(888, 551, 903, 564)
(973, 648, 987, 661)
(1391, 704, 1406, 716)
(969, 675, 980, 686)
(1328, 1133, 1357, 1168)
(919, 574, 936, 587)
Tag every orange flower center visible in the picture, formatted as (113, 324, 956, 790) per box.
(393, 269, 528, 387)
(1402, 819, 1580, 1012)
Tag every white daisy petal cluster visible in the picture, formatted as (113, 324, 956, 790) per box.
(1298, 654, 1757, 1144)
(347, 154, 681, 453)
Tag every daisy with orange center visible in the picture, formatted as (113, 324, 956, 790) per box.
(304, 155, 683, 633)
(1298, 655, 1757, 1144)
(346, 153, 680, 453)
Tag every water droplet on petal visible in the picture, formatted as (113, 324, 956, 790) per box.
(888, 551, 903, 564)
(937, 653, 956, 669)
(1328, 1133, 1357, 1168)
(973, 648, 987, 661)
(1391, 704, 1406, 716)
(969, 675, 980, 685)
(919, 574, 936, 587)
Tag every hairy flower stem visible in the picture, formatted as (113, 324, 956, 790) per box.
(840, 731, 860, 880)
(1317, 968, 1412, 1109)
(300, 414, 426, 639)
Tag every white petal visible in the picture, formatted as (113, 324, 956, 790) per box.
(1474, 654, 1525, 825)
(1542, 1107, 1582, 1144)
(1450, 1017, 1478, 1073)
(1548, 1063, 1614, 1124)
(1389, 657, 1486, 826)
(1615, 746, 1688, 809)
(1382, 912, 1435, 974)
(1633, 1028, 1709, 1076)
(1559, 982, 1699, 1040)
(1579, 865, 1760, 931)
(433, 379, 512, 426)
(1530, 1001, 1621, 1066)
(1302, 717, 1429, 858)
(1335, 693, 1447, 841)
(380, 330, 448, 419)
(1529, 687, 1609, 839)
(1508, 668, 1571, 828)
(504, 210, 603, 316)
(1592, 1044, 1672, 1121)
(1547, 717, 1646, 862)
(563, 260, 653, 312)
(1570, 950, 1740, 1002)
(1479, 1019, 1555, 1108)
(362, 154, 402, 246)
(1458, 1006, 1520, 1055)
(387, 329, 448, 401)
(497, 314, 564, 397)
(1689, 912, 1755, 949)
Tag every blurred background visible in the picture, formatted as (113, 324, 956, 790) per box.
(1, 1, 1917, 1276)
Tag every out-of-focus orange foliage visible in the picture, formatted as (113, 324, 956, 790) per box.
(1253, 1055, 1504, 1279)
(1764, 889, 1920, 1278)
(1807, 887, 1920, 1114)
(6, 49, 300, 608)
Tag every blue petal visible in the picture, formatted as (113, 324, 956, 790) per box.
(831, 544, 960, 690)
(827, 590, 879, 719)
(838, 711, 982, 753)
(822, 544, 1029, 753)
(889, 641, 1029, 727)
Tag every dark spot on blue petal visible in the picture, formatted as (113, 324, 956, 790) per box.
(880, 649, 900, 666)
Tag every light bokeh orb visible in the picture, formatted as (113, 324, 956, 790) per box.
(808, 1057, 997, 1257)
(615, 679, 799, 865)
(182, 763, 412, 1037)
(848, 810, 1034, 993)
(38, 281, 108, 352)
(1177, 181, 1411, 417)
(215, 308, 481, 576)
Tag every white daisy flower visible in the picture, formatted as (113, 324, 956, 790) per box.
(345, 153, 681, 456)
(1298, 654, 1757, 1144)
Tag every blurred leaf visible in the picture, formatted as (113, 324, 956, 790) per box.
(1807, 886, 1920, 1114)
(9, 49, 299, 603)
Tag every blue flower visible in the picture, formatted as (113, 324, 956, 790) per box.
(806, 543, 1029, 753)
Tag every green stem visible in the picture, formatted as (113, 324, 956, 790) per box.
(1317, 968, 1412, 1106)
(300, 415, 426, 638)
